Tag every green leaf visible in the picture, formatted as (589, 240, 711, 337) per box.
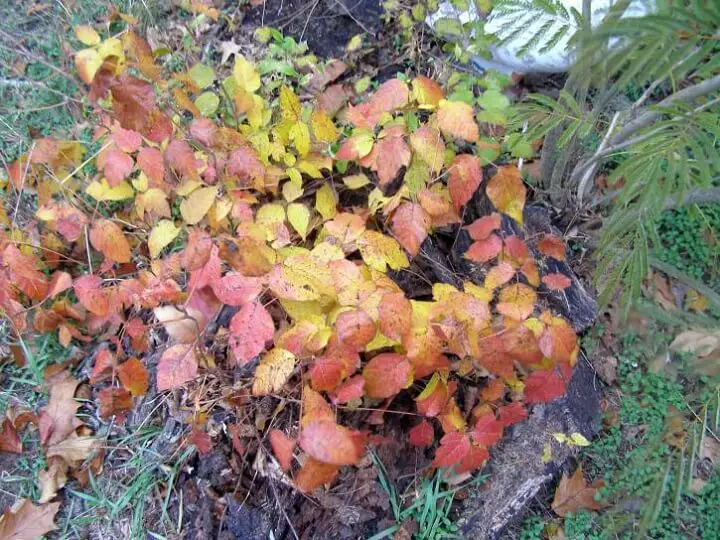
(195, 92, 220, 116)
(477, 89, 510, 111)
(189, 63, 215, 89)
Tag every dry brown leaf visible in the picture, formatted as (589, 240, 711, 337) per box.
(0, 499, 60, 540)
(38, 456, 68, 503)
(38, 372, 80, 447)
(551, 466, 604, 517)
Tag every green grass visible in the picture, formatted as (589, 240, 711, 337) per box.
(519, 329, 720, 539)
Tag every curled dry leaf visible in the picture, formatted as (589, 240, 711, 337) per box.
(552, 466, 604, 517)
(0, 499, 60, 540)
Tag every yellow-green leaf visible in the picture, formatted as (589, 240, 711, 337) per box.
(315, 183, 337, 221)
(343, 174, 370, 190)
(287, 203, 311, 240)
(195, 91, 219, 116)
(188, 63, 215, 89)
(149, 219, 181, 258)
(180, 186, 218, 225)
(282, 181, 304, 202)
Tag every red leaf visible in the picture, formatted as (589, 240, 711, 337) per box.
(378, 292, 412, 342)
(227, 146, 265, 184)
(137, 146, 164, 184)
(416, 378, 451, 418)
(90, 348, 115, 384)
(466, 213, 502, 240)
(211, 271, 263, 306)
(448, 154, 482, 212)
(45, 272, 72, 300)
(117, 358, 149, 397)
(269, 429, 296, 472)
(537, 234, 566, 261)
(431, 431, 471, 468)
(471, 413, 504, 446)
(484, 262, 516, 291)
(156, 344, 198, 391)
(408, 420, 434, 448)
(299, 420, 360, 465)
(0, 418, 22, 453)
(188, 427, 213, 455)
(335, 309, 376, 351)
(497, 402, 529, 427)
(112, 127, 142, 153)
(453, 444, 489, 474)
(390, 202, 430, 257)
(503, 235, 532, 267)
(111, 74, 155, 132)
(189, 118, 218, 146)
(542, 273, 571, 291)
(310, 356, 344, 392)
(464, 234, 502, 263)
(101, 150, 133, 188)
(331, 375, 365, 404)
(165, 140, 200, 181)
(3, 245, 49, 301)
(524, 367, 568, 404)
(229, 302, 275, 364)
(362, 353, 412, 399)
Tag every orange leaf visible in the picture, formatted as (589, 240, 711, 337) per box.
(310, 356, 345, 392)
(117, 358, 149, 397)
(374, 135, 411, 185)
(390, 202, 430, 256)
(301, 386, 335, 426)
(188, 427, 213, 455)
(156, 344, 198, 391)
(295, 457, 340, 493)
(486, 166, 526, 224)
(436, 100, 479, 142)
(538, 324, 578, 365)
(228, 301, 274, 364)
(46, 271, 72, 300)
(363, 353, 412, 399)
(90, 348, 115, 384)
(484, 262, 515, 291)
(497, 283, 536, 321)
(112, 127, 142, 153)
(464, 234, 502, 263)
(299, 420, 360, 465)
(542, 273, 571, 291)
(448, 154, 482, 212)
(90, 219, 132, 263)
(503, 235, 532, 267)
(552, 466, 604, 516)
(3, 245, 49, 301)
(335, 309, 376, 351)
(378, 292, 412, 342)
(74, 275, 111, 317)
(431, 431, 471, 468)
(269, 429, 296, 472)
(480, 378, 506, 402)
(416, 377, 451, 417)
(165, 139, 200, 181)
(97, 387, 133, 420)
(412, 76, 444, 108)
(408, 420, 434, 448)
(537, 234, 566, 261)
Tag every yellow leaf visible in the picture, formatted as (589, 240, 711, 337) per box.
(311, 109, 338, 143)
(252, 348, 296, 396)
(86, 179, 134, 201)
(541, 442, 552, 464)
(233, 55, 260, 93)
(148, 219, 181, 258)
(74, 25, 100, 46)
(97, 38, 124, 61)
(180, 186, 218, 225)
(286, 167, 303, 186)
(570, 433, 591, 447)
(256, 203, 286, 225)
(464, 282, 493, 302)
(553, 433, 568, 444)
(279, 85, 301, 121)
(358, 230, 409, 272)
(287, 203, 311, 240)
(289, 122, 311, 157)
(132, 172, 149, 192)
(75, 48, 102, 84)
(343, 173, 370, 189)
(315, 183, 337, 221)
